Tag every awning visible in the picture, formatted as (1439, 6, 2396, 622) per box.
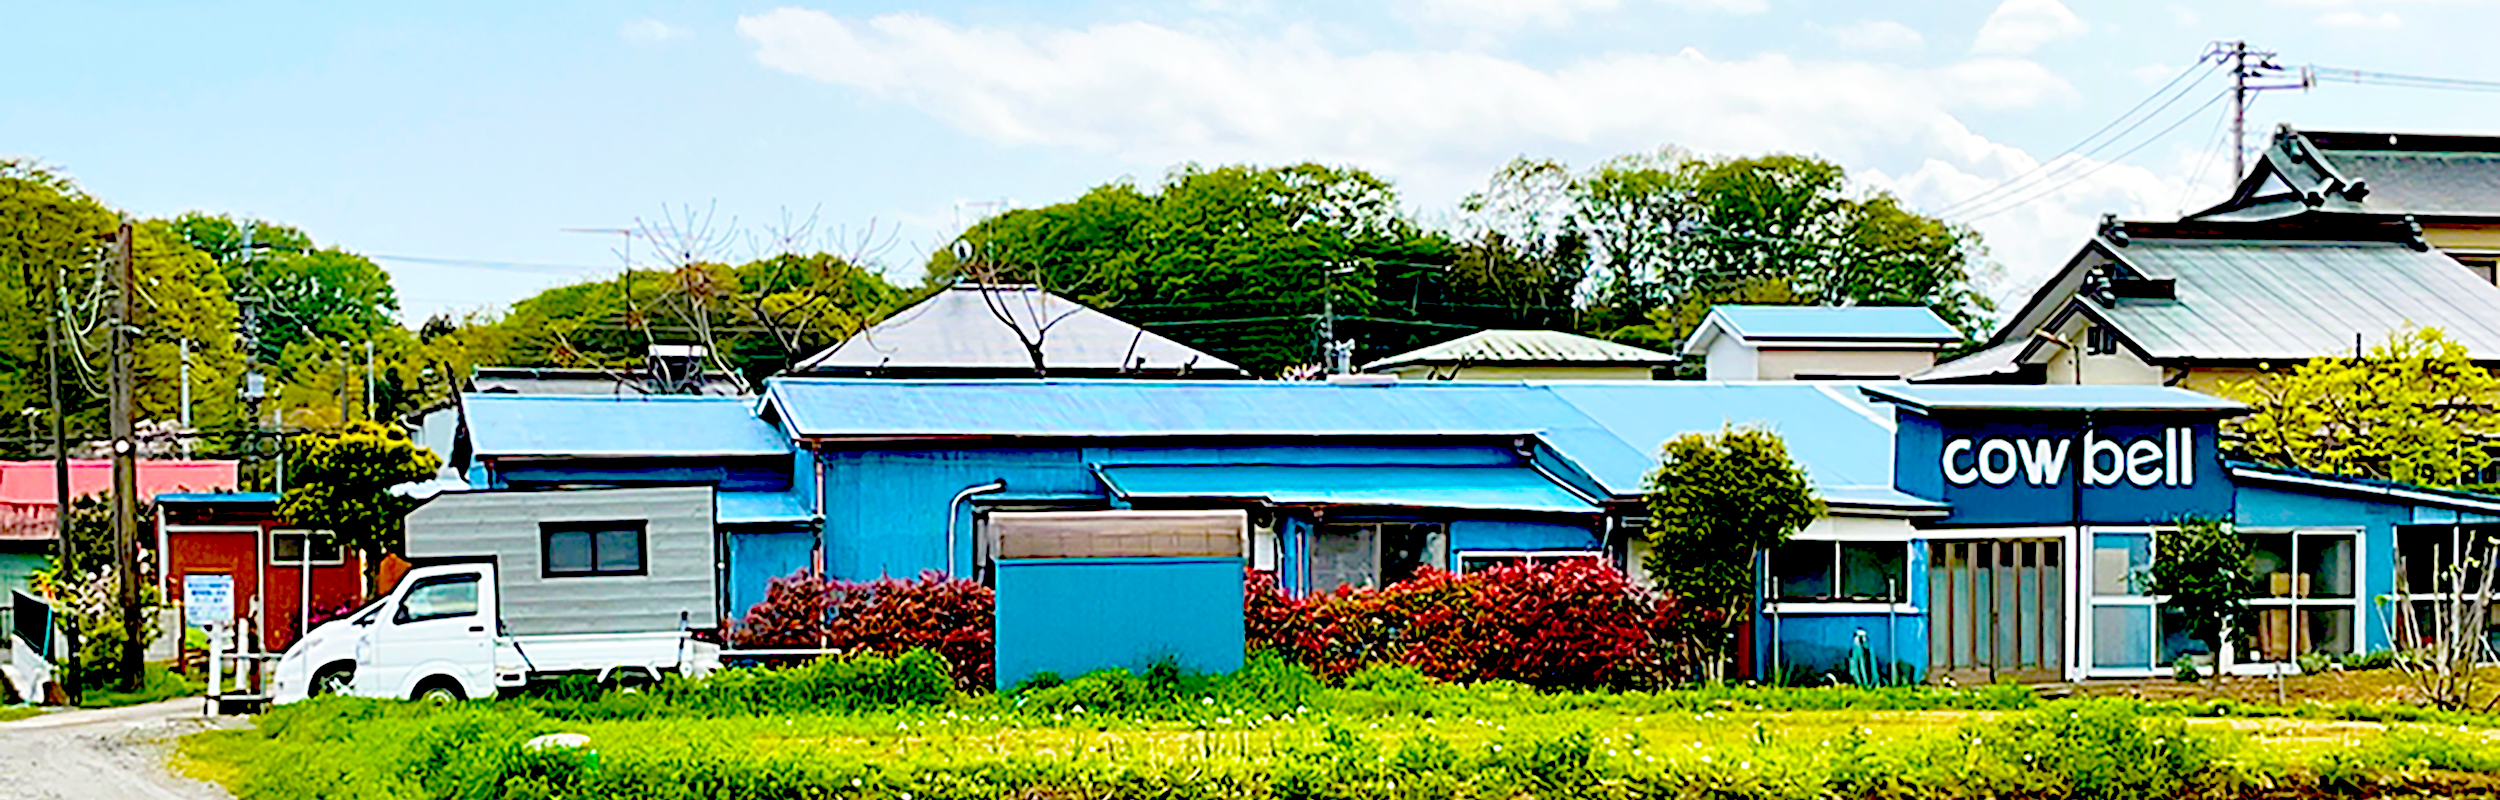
(1095, 464, 1601, 514)
(718, 491, 816, 526)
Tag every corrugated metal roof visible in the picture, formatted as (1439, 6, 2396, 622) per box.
(1538, 382, 1899, 496)
(792, 285, 1241, 375)
(1097, 464, 1600, 514)
(1702, 305, 1961, 343)
(718, 491, 815, 524)
(768, 378, 1900, 500)
(2316, 149, 2500, 217)
(1862, 384, 2244, 414)
(1361, 329, 1677, 372)
(462, 394, 790, 457)
(2093, 238, 2500, 362)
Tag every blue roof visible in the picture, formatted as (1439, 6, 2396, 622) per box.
(1539, 382, 1900, 497)
(1861, 384, 2246, 414)
(1705, 306, 1961, 342)
(768, 378, 1905, 502)
(1097, 464, 1601, 514)
(155, 492, 280, 505)
(718, 491, 816, 525)
(462, 394, 791, 458)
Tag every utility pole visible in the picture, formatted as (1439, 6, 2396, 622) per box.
(45, 261, 75, 704)
(2218, 39, 2305, 189)
(179, 339, 192, 458)
(109, 221, 142, 693)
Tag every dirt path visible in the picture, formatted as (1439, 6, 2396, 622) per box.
(0, 699, 240, 800)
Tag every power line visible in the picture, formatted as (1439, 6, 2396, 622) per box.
(2307, 66, 2500, 93)
(1958, 88, 2235, 224)
(1931, 52, 2223, 218)
(366, 253, 615, 276)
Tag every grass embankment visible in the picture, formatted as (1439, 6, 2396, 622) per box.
(78, 663, 203, 708)
(182, 653, 2500, 800)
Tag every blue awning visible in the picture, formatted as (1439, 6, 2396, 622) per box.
(1095, 464, 1601, 514)
(718, 491, 816, 525)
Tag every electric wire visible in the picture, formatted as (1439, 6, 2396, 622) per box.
(1958, 88, 2234, 224)
(1930, 53, 2223, 219)
(2308, 66, 2500, 93)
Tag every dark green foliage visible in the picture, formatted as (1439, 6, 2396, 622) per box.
(279, 421, 441, 593)
(2145, 517, 2259, 669)
(1644, 425, 1822, 678)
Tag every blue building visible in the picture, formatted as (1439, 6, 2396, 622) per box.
(446, 378, 2500, 685)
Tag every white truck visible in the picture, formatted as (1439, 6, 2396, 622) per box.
(271, 560, 719, 703)
(273, 486, 728, 704)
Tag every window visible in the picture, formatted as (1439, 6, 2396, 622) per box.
(1313, 522, 1446, 589)
(542, 522, 647, 578)
(268, 530, 342, 565)
(2087, 531, 2159, 670)
(1457, 551, 1601, 575)
(2241, 530, 2359, 664)
(1769, 541, 1906, 602)
(2392, 524, 2500, 653)
(2452, 252, 2499, 285)
(2086, 324, 2121, 356)
(393, 574, 479, 624)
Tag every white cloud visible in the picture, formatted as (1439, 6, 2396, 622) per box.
(2167, 5, 2200, 25)
(1971, 0, 2087, 55)
(2315, 10, 2404, 26)
(740, 8, 2194, 306)
(1395, 0, 1764, 31)
(1820, 20, 1924, 52)
(622, 18, 689, 44)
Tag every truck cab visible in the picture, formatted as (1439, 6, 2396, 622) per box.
(273, 562, 498, 703)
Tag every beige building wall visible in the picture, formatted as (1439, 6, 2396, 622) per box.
(2038, 316, 2165, 385)
(2427, 224, 2500, 252)
(1752, 348, 1938, 381)
(1704, 334, 1757, 380)
(1383, 364, 1657, 380)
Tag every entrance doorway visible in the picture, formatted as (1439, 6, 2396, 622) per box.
(1927, 538, 2063, 684)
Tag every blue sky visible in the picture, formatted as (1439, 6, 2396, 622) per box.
(9, 0, 2500, 323)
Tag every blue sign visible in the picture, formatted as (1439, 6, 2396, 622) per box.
(1895, 413, 2230, 526)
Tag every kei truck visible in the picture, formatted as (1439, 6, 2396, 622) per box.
(273, 486, 723, 703)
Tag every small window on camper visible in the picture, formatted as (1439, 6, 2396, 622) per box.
(269, 530, 342, 565)
(394, 574, 479, 624)
(542, 522, 648, 578)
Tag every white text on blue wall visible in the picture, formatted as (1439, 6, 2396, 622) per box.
(1940, 428, 2197, 488)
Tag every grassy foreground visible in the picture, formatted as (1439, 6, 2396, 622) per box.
(181, 654, 2500, 800)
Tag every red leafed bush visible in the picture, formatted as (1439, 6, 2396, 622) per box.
(1248, 559, 1694, 689)
(732, 570, 994, 690)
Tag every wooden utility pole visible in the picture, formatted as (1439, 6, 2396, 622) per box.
(45, 259, 76, 703)
(109, 221, 142, 692)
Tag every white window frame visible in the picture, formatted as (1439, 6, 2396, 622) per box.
(267, 529, 343, 567)
(2388, 523, 2500, 660)
(2081, 526, 2165, 679)
(1763, 539, 1916, 615)
(1454, 549, 1602, 575)
(2224, 527, 2364, 676)
(2079, 526, 2366, 679)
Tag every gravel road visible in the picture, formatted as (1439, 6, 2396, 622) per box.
(0, 699, 239, 800)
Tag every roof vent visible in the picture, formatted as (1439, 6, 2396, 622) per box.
(2107, 277, 2175, 300)
(2344, 179, 2370, 201)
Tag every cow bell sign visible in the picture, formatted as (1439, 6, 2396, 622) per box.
(1896, 414, 2229, 526)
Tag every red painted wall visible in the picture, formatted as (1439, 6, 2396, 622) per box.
(161, 510, 366, 652)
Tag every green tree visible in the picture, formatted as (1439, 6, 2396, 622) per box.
(1642, 424, 1823, 682)
(2144, 517, 2259, 680)
(279, 422, 442, 594)
(2225, 327, 2500, 488)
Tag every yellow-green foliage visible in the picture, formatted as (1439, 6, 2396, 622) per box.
(2227, 326, 2500, 488)
(180, 653, 2500, 800)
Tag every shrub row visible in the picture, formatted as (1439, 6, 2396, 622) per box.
(1247, 559, 1707, 689)
(732, 569, 995, 690)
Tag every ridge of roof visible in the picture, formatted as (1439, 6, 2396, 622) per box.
(1361, 329, 1677, 372)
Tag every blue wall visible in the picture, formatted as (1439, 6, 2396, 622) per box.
(2234, 483, 2413, 653)
(993, 556, 1246, 688)
(1764, 613, 1927, 684)
(1448, 518, 1600, 554)
(1895, 412, 2229, 527)
(725, 530, 819, 625)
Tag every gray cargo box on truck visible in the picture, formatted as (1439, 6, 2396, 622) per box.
(403, 486, 718, 635)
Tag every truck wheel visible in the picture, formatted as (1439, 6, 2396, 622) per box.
(412, 678, 466, 703)
(312, 665, 355, 697)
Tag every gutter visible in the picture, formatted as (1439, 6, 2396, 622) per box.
(2229, 466, 2500, 516)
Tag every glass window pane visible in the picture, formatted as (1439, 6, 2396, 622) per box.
(547, 531, 593, 573)
(2092, 606, 2154, 669)
(271, 534, 303, 563)
(396, 576, 478, 623)
(1458, 554, 1522, 574)
(595, 529, 642, 572)
(2247, 533, 2293, 597)
(2160, 607, 2208, 664)
(1770, 541, 1834, 600)
(2397, 526, 2449, 594)
(2302, 607, 2355, 657)
(2092, 533, 2150, 596)
(2249, 607, 2295, 663)
(1838, 542, 1905, 601)
(2300, 534, 2355, 598)
(311, 534, 340, 562)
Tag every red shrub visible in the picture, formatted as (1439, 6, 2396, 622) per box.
(1247, 559, 1690, 689)
(732, 570, 994, 690)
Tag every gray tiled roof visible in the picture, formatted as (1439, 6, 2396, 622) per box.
(2092, 238, 2500, 362)
(792, 285, 1241, 375)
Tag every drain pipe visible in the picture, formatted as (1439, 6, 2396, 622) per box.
(946, 479, 1008, 578)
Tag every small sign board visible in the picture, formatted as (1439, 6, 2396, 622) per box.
(8, 589, 49, 659)
(183, 573, 235, 629)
